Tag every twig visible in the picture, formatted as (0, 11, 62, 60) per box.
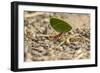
(24, 12, 44, 18)
(32, 34, 54, 37)
(56, 41, 65, 48)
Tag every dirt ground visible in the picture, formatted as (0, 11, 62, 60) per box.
(24, 11, 90, 62)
